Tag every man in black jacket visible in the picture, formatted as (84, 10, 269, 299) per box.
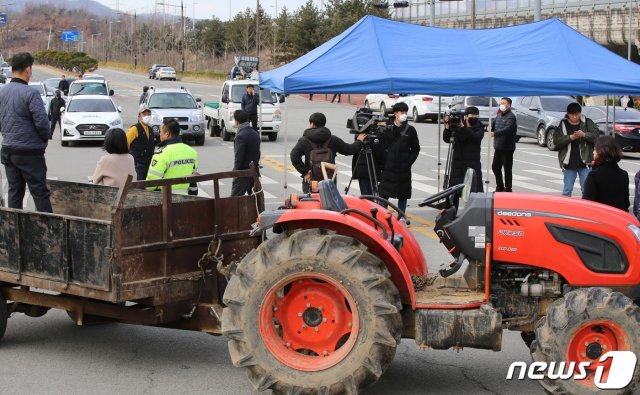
(291, 112, 364, 193)
(49, 90, 65, 138)
(240, 84, 260, 130)
(231, 110, 261, 197)
(491, 97, 517, 192)
(57, 74, 70, 96)
(378, 102, 420, 213)
(443, 106, 485, 192)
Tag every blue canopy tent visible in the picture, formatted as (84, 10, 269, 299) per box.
(261, 16, 640, 96)
(260, 16, 640, 195)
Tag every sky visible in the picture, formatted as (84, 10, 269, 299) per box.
(93, 0, 321, 20)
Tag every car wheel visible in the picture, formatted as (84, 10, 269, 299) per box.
(546, 129, 557, 151)
(268, 132, 278, 142)
(380, 103, 386, 114)
(364, 100, 370, 109)
(413, 107, 420, 123)
(537, 125, 547, 146)
(195, 134, 205, 146)
(222, 123, 232, 141)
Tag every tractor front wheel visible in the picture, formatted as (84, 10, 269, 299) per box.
(532, 288, 640, 394)
(222, 229, 402, 394)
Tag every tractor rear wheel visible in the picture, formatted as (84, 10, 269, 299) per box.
(0, 292, 7, 342)
(531, 288, 640, 394)
(222, 229, 402, 394)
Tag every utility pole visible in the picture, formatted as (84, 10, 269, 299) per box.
(471, 0, 476, 29)
(256, 0, 260, 57)
(534, 0, 541, 22)
(181, 0, 185, 72)
(628, 0, 633, 60)
(134, 11, 138, 68)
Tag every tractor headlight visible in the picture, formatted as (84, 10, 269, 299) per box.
(629, 224, 640, 242)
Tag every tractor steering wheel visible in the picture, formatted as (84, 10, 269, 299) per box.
(418, 184, 465, 209)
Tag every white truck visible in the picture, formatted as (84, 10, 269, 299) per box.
(204, 79, 282, 142)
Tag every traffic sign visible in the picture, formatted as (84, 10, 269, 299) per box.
(0, 14, 7, 25)
(62, 31, 79, 42)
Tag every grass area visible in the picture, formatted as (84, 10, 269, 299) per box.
(99, 61, 227, 81)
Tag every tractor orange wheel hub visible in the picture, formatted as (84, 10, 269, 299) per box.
(259, 273, 360, 371)
(566, 320, 628, 386)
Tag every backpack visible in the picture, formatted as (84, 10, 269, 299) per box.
(306, 137, 334, 182)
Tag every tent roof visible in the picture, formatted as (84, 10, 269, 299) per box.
(260, 16, 640, 96)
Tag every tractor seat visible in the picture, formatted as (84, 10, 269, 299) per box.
(318, 180, 347, 212)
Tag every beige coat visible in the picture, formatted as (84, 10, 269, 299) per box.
(92, 153, 136, 187)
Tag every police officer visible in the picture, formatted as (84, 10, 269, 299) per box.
(146, 119, 198, 195)
(126, 105, 155, 180)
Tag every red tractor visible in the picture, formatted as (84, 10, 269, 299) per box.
(222, 178, 640, 394)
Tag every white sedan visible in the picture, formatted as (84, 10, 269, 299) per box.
(155, 67, 177, 81)
(28, 82, 53, 118)
(364, 93, 401, 114)
(401, 95, 453, 123)
(61, 95, 123, 147)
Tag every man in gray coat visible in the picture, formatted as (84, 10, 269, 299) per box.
(0, 52, 53, 212)
(241, 84, 260, 130)
(491, 97, 518, 192)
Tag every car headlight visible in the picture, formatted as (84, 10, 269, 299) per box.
(192, 112, 203, 122)
(152, 113, 163, 123)
(630, 225, 640, 242)
(273, 109, 281, 122)
(110, 118, 122, 126)
(63, 118, 75, 126)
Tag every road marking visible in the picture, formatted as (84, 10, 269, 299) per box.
(524, 169, 564, 179)
(511, 180, 557, 193)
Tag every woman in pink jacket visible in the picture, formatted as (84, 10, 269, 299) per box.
(92, 128, 136, 187)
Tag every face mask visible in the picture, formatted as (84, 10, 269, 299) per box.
(499, 104, 507, 112)
(468, 117, 479, 125)
(141, 116, 151, 125)
(398, 114, 408, 123)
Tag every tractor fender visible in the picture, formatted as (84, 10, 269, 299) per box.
(267, 209, 417, 306)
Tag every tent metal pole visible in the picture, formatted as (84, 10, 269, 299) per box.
(283, 92, 288, 198)
(606, 96, 610, 136)
(437, 97, 442, 192)
(613, 96, 617, 137)
(487, 100, 492, 192)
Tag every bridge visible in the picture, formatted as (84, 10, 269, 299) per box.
(394, 1, 638, 58)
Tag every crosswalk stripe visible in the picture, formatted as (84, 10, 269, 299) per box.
(524, 169, 564, 179)
(260, 174, 279, 185)
(511, 180, 557, 193)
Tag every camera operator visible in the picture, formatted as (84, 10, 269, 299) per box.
(290, 112, 365, 193)
(351, 131, 386, 196)
(443, 106, 485, 193)
(378, 102, 420, 213)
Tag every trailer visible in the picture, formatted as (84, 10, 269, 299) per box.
(0, 168, 262, 334)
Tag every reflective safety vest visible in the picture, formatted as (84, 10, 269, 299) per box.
(146, 138, 198, 195)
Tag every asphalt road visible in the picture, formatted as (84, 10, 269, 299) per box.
(0, 66, 638, 394)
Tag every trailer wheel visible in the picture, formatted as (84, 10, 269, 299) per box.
(0, 292, 8, 341)
(532, 288, 640, 394)
(222, 229, 402, 394)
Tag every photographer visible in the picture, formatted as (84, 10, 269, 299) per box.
(290, 112, 365, 193)
(378, 102, 420, 213)
(443, 106, 485, 192)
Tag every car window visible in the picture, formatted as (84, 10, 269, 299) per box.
(29, 85, 45, 96)
(221, 84, 230, 101)
(230, 85, 246, 103)
(467, 96, 498, 107)
(67, 99, 116, 112)
(540, 97, 576, 112)
(69, 82, 108, 96)
(161, 68, 175, 72)
(519, 97, 532, 108)
(148, 92, 196, 109)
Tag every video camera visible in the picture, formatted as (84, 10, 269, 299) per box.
(445, 105, 466, 134)
(346, 108, 390, 137)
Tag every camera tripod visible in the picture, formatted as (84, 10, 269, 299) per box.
(345, 140, 379, 196)
(443, 129, 456, 189)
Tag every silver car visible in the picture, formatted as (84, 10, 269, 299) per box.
(448, 96, 498, 123)
(512, 96, 577, 149)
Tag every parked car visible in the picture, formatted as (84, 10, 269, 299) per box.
(60, 95, 123, 146)
(148, 64, 168, 79)
(401, 95, 453, 122)
(364, 94, 401, 114)
(43, 77, 77, 96)
(28, 81, 53, 117)
(140, 87, 206, 145)
(512, 96, 576, 149)
(68, 80, 114, 97)
(448, 96, 498, 123)
(583, 105, 640, 153)
(81, 74, 106, 81)
(155, 67, 177, 81)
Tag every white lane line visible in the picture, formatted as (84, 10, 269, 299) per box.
(524, 169, 564, 179)
(259, 174, 279, 185)
(511, 180, 557, 193)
